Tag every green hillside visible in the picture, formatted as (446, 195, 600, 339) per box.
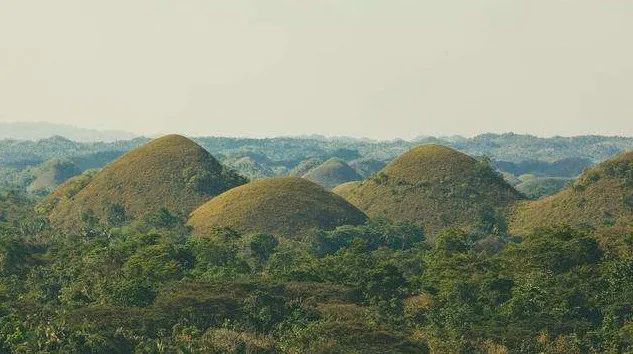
(332, 181, 361, 198)
(226, 156, 275, 180)
(348, 158, 387, 178)
(27, 158, 81, 195)
(288, 157, 324, 176)
(302, 158, 361, 190)
(43, 135, 246, 228)
(340, 144, 523, 235)
(36, 169, 99, 216)
(500, 172, 522, 186)
(510, 150, 633, 234)
(515, 176, 571, 199)
(188, 176, 367, 237)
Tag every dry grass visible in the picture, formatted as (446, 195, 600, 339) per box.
(44, 134, 246, 228)
(510, 150, 633, 235)
(332, 180, 361, 198)
(340, 144, 522, 234)
(302, 158, 361, 190)
(27, 159, 82, 194)
(188, 176, 367, 238)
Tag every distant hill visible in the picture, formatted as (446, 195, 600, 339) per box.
(225, 156, 275, 180)
(348, 158, 387, 178)
(0, 135, 146, 168)
(302, 158, 361, 190)
(340, 144, 523, 235)
(289, 157, 325, 176)
(3, 132, 633, 194)
(188, 176, 367, 238)
(510, 150, 633, 234)
(37, 169, 99, 216)
(500, 172, 522, 186)
(494, 157, 593, 178)
(42, 135, 246, 228)
(0, 122, 137, 142)
(514, 176, 571, 199)
(332, 181, 361, 197)
(27, 159, 81, 195)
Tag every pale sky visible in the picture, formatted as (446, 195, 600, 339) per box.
(1, 1, 632, 139)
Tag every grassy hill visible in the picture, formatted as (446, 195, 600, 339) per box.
(332, 181, 361, 198)
(226, 156, 275, 180)
(339, 144, 523, 235)
(302, 158, 361, 190)
(27, 158, 81, 194)
(510, 150, 633, 235)
(43, 135, 246, 228)
(348, 158, 387, 178)
(188, 176, 367, 238)
(515, 176, 571, 199)
(288, 157, 324, 176)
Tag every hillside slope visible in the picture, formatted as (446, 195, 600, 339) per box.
(340, 144, 522, 234)
(43, 135, 246, 228)
(303, 158, 361, 190)
(332, 181, 361, 198)
(27, 159, 81, 194)
(510, 150, 633, 234)
(188, 176, 367, 237)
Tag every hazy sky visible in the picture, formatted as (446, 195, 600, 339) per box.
(1, 1, 632, 138)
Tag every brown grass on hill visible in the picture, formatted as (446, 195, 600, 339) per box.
(188, 176, 367, 238)
(340, 144, 522, 235)
(303, 158, 361, 190)
(27, 159, 81, 194)
(43, 134, 246, 228)
(509, 150, 633, 235)
(332, 181, 361, 198)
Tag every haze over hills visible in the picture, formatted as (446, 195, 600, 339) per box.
(188, 176, 367, 238)
(0, 122, 137, 142)
(41, 134, 246, 228)
(339, 144, 523, 235)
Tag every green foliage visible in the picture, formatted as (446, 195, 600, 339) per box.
(247, 233, 279, 264)
(515, 176, 570, 198)
(307, 218, 424, 256)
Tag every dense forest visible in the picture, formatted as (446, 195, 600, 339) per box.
(0, 133, 632, 352)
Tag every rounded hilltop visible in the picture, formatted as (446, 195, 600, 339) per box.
(332, 181, 361, 198)
(27, 158, 81, 194)
(302, 158, 361, 190)
(42, 134, 246, 228)
(510, 150, 633, 235)
(188, 176, 368, 237)
(339, 144, 523, 235)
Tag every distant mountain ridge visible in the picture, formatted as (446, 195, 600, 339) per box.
(0, 122, 137, 142)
